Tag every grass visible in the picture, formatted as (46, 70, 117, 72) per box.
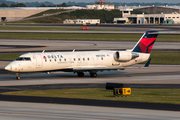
(26, 9, 66, 18)
(2, 88, 180, 105)
(0, 26, 121, 31)
(150, 51, 180, 64)
(0, 54, 22, 60)
(0, 33, 180, 42)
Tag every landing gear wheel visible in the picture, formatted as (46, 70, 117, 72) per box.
(77, 72, 84, 77)
(16, 73, 21, 80)
(90, 72, 97, 77)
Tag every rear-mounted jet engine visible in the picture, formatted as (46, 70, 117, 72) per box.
(114, 51, 139, 62)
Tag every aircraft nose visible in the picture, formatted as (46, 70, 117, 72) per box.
(5, 65, 11, 71)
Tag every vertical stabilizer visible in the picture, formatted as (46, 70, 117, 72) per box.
(132, 31, 158, 53)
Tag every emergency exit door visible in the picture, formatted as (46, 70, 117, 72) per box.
(36, 54, 43, 68)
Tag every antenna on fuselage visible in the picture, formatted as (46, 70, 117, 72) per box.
(72, 49, 75, 52)
(42, 50, 45, 53)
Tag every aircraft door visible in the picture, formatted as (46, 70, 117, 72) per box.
(36, 54, 43, 68)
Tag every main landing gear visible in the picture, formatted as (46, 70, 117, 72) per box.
(77, 72, 97, 77)
(90, 72, 97, 77)
(16, 73, 21, 80)
(77, 72, 84, 77)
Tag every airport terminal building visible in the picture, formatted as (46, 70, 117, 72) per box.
(114, 7, 180, 24)
(86, 4, 115, 10)
(121, 13, 180, 24)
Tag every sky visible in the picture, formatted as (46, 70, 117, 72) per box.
(9, 0, 180, 4)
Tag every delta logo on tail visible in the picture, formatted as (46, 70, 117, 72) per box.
(132, 31, 158, 53)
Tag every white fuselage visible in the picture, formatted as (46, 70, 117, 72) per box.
(5, 50, 150, 73)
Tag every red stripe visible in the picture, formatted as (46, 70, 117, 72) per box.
(138, 38, 156, 53)
(140, 38, 156, 46)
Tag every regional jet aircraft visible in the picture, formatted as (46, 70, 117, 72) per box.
(5, 31, 159, 80)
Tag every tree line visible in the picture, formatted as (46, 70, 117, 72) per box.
(0, 2, 72, 7)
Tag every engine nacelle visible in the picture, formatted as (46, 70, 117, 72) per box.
(114, 51, 139, 62)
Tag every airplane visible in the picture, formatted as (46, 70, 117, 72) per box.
(5, 30, 159, 80)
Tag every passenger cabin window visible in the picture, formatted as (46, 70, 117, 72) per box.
(83, 58, 85, 61)
(87, 58, 89, 61)
(74, 58, 76, 61)
(16, 57, 31, 61)
(64, 58, 66, 61)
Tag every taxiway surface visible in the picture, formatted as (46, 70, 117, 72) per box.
(0, 64, 180, 86)
(1, 101, 180, 120)
(1, 30, 180, 34)
(0, 39, 180, 52)
(3, 24, 180, 31)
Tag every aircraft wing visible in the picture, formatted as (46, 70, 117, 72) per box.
(72, 66, 125, 72)
(48, 59, 151, 73)
(44, 67, 124, 73)
(72, 58, 151, 72)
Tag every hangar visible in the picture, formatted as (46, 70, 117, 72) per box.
(0, 6, 86, 22)
(0, 8, 46, 22)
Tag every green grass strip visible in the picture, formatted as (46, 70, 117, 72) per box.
(150, 51, 180, 64)
(2, 88, 180, 105)
(0, 54, 22, 60)
(26, 9, 66, 18)
(0, 33, 180, 41)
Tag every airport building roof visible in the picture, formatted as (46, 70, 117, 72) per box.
(117, 5, 180, 10)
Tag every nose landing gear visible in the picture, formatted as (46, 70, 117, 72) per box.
(16, 73, 21, 80)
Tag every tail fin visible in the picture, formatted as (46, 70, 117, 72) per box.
(132, 31, 158, 53)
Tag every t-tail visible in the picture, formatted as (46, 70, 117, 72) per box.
(132, 31, 158, 53)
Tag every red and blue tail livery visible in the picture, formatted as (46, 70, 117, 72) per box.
(132, 31, 158, 53)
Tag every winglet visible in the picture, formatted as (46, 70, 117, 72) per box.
(144, 58, 151, 67)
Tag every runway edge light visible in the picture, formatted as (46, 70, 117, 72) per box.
(113, 88, 131, 96)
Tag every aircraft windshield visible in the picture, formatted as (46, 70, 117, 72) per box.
(16, 57, 31, 61)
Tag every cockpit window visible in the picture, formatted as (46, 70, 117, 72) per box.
(16, 57, 31, 61)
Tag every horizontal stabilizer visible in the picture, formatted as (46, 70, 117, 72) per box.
(148, 31, 174, 34)
(144, 58, 151, 67)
